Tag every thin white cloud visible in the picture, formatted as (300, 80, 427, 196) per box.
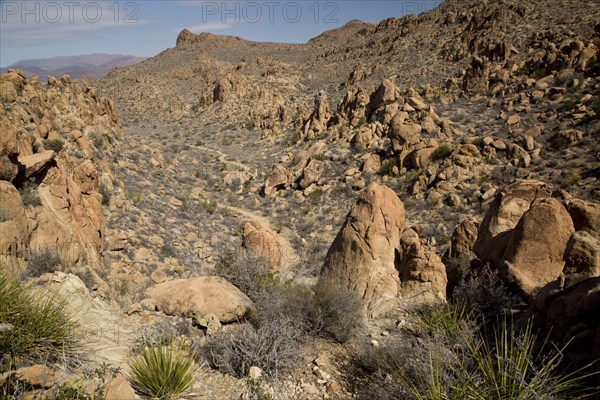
(0, 1, 153, 46)
(174, 22, 234, 33)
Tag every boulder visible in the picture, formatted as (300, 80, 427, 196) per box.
(567, 199, 600, 239)
(104, 377, 137, 400)
(546, 277, 600, 364)
(242, 220, 282, 271)
(0, 181, 28, 271)
(563, 231, 600, 287)
(399, 230, 447, 303)
(302, 91, 330, 140)
(319, 183, 405, 317)
(17, 150, 56, 180)
(145, 276, 254, 323)
(474, 180, 552, 268)
(500, 198, 574, 295)
(263, 165, 290, 196)
(298, 159, 324, 190)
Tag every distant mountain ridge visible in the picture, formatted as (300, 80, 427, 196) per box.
(2, 53, 147, 80)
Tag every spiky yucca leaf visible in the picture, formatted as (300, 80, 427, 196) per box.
(128, 343, 196, 400)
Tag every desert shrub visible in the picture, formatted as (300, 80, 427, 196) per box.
(203, 321, 299, 378)
(0, 273, 79, 368)
(379, 157, 399, 176)
(99, 183, 111, 206)
(452, 265, 522, 321)
(23, 246, 63, 278)
(18, 180, 41, 207)
(213, 249, 277, 300)
(128, 342, 196, 400)
(565, 173, 582, 188)
(136, 320, 178, 350)
(314, 281, 363, 343)
(357, 334, 459, 400)
(417, 303, 476, 346)
(431, 144, 453, 161)
(458, 320, 598, 400)
(356, 307, 598, 400)
(44, 139, 64, 153)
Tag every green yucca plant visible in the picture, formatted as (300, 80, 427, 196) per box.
(457, 320, 598, 400)
(363, 305, 598, 400)
(128, 342, 196, 400)
(0, 273, 79, 369)
(417, 303, 476, 345)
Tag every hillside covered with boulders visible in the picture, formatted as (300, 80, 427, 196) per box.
(1, 0, 599, 398)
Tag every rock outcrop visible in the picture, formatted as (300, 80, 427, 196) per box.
(319, 183, 405, 317)
(0, 71, 123, 272)
(241, 220, 282, 271)
(145, 276, 254, 323)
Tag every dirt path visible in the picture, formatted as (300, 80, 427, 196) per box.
(197, 145, 249, 172)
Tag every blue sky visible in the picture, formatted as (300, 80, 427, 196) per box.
(0, 1, 441, 67)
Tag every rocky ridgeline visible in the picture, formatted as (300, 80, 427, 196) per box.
(0, 69, 124, 274)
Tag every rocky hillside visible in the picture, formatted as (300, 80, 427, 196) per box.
(0, 69, 125, 276)
(2, 0, 600, 398)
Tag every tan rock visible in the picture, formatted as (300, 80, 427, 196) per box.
(567, 199, 600, 239)
(299, 159, 324, 190)
(145, 276, 254, 323)
(474, 180, 552, 268)
(104, 377, 137, 400)
(264, 165, 290, 196)
(563, 231, 600, 287)
(399, 229, 447, 303)
(150, 270, 167, 284)
(242, 219, 282, 271)
(17, 150, 55, 180)
(408, 97, 428, 111)
(362, 154, 381, 173)
(0, 154, 18, 181)
(319, 183, 405, 317)
(500, 198, 574, 295)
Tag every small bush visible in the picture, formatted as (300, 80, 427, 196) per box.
(99, 183, 111, 206)
(24, 246, 63, 278)
(18, 180, 41, 207)
(136, 320, 178, 350)
(203, 320, 302, 378)
(452, 265, 522, 321)
(431, 144, 453, 161)
(417, 303, 476, 345)
(128, 342, 196, 400)
(315, 281, 363, 343)
(44, 139, 64, 153)
(379, 157, 399, 176)
(0, 273, 79, 368)
(357, 306, 598, 400)
(565, 173, 582, 188)
(214, 249, 277, 300)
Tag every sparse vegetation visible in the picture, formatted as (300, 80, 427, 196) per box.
(314, 281, 363, 343)
(23, 246, 63, 278)
(128, 342, 196, 400)
(0, 273, 79, 368)
(99, 183, 111, 206)
(358, 305, 598, 400)
(44, 139, 64, 153)
(18, 180, 41, 207)
(431, 144, 453, 161)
